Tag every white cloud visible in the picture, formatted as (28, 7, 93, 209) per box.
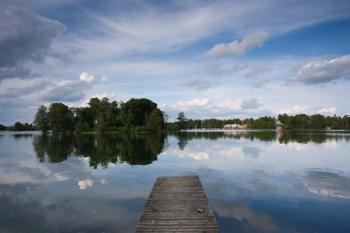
(275, 105, 308, 115)
(294, 54, 350, 84)
(275, 105, 338, 115)
(172, 98, 261, 113)
(78, 178, 93, 190)
(0, 78, 49, 98)
(100, 75, 108, 81)
(217, 98, 261, 111)
(0, 73, 96, 109)
(79, 72, 94, 82)
(175, 98, 209, 110)
(204, 31, 269, 58)
(163, 97, 264, 119)
(43, 79, 93, 102)
(217, 99, 242, 111)
(317, 107, 336, 115)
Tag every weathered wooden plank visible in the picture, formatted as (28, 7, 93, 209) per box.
(135, 175, 219, 233)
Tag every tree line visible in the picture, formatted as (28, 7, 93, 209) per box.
(167, 112, 350, 130)
(34, 97, 165, 133)
(0, 122, 35, 131)
(277, 113, 350, 129)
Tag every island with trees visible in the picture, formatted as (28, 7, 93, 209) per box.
(34, 97, 165, 134)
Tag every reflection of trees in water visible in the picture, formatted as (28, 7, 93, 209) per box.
(33, 135, 74, 163)
(13, 134, 33, 141)
(171, 130, 350, 150)
(33, 133, 165, 168)
(279, 130, 350, 144)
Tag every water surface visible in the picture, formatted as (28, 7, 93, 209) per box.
(1, 130, 350, 233)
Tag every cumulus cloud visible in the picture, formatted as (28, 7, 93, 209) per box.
(164, 97, 263, 119)
(275, 105, 308, 115)
(275, 105, 338, 115)
(0, 75, 96, 124)
(294, 54, 350, 84)
(217, 98, 261, 111)
(42, 79, 94, 102)
(0, 78, 50, 98)
(204, 31, 269, 58)
(175, 98, 209, 110)
(317, 107, 336, 115)
(79, 72, 94, 82)
(172, 98, 261, 113)
(0, 6, 65, 80)
(0, 73, 95, 106)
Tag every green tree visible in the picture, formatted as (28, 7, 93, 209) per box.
(177, 112, 187, 130)
(290, 114, 310, 129)
(344, 115, 350, 129)
(48, 103, 74, 133)
(0, 124, 6, 131)
(310, 114, 325, 129)
(145, 108, 165, 132)
(12, 122, 34, 131)
(73, 107, 94, 132)
(88, 97, 119, 132)
(34, 105, 49, 133)
(120, 98, 157, 127)
(278, 114, 291, 129)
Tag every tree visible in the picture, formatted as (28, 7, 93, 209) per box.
(34, 105, 49, 133)
(12, 122, 34, 131)
(290, 114, 310, 129)
(247, 117, 275, 129)
(278, 114, 291, 129)
(48, 103, 74, 133)
(145, 109, 165, 132)
(88, 97, 119, 132)
(310, 114, 325, 129)
(0, 124, 7, 131)
(176, 112, 187, 130)
(73, 107, 94, 132)
(120, 98, 157, 127)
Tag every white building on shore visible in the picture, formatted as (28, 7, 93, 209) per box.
(223, 123, 247, 130)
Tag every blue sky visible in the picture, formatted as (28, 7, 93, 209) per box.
(1, 0, 350, 124)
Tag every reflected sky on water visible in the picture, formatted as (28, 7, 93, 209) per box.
(0, 130, 350, 233)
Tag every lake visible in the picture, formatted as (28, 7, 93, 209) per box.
(1, 130, 350, 233)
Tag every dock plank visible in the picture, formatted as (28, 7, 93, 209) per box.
(136, 176, 219, 233)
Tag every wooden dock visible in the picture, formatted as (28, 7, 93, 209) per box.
(136, 175, 219, 233)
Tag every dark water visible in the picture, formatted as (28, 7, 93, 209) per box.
(1, 130, 350, 233)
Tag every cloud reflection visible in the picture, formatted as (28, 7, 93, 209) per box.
(213, 201, 277, 232)
(303, 170, 350, 199)
(78, 178, 93, 190)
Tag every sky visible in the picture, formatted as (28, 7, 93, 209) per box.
(1, 0, 350, 124)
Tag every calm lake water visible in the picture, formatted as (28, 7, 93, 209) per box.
(1, 130, 350, 233)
